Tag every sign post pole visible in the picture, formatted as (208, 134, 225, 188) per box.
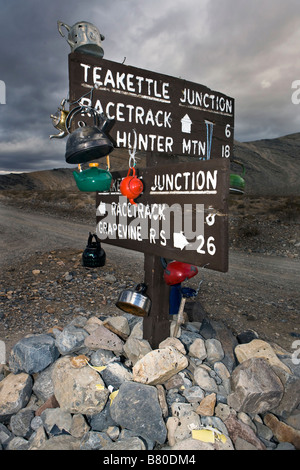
(143, 252, 170, 348)
(142, 151, 170, 348)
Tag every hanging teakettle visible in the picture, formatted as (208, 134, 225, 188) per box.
(160, 258, 199, 315)
(116, 283, 151, 317)
(49, 98, 69, 139)
(65, 106, 114, 164)
(73, 159, 112, 192)
(57, 21, 105, 57)
(230, 160, 245, 195)
(119, 167, 143, 205)
(82, 232, 106, 268)
(163, 260, 198, 286)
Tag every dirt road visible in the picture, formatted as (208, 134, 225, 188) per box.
(0, 203, 299, 352)
(0, 204, 143, 267)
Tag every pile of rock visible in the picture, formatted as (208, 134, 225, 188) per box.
(0, 306, 299, 451)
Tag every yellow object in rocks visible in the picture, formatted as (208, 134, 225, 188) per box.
(109, 390, 119, 404)
(192, 428, 227, 444)
(95, 384, 105, 390)
(85, 360, 106, 373)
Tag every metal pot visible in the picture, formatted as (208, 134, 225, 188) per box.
(65, 107, 114, 164)
(82, 232, 106, 267)
(58, 20, 105, 57)
(73, 162, 112, 192)
(116, 283, 151, 317)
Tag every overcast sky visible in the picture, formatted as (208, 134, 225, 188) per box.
(0, 0, 300, 173)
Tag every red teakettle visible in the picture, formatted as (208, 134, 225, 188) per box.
(120, 167, 143, 205)
(163, 260, 198, 286)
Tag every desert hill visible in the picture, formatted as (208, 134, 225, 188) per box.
(0, 168, 76, 191)
(234, 132, 300, 196)
(0, 133, 299, 196)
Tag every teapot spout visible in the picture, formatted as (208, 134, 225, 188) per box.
(49, 130, 67, 139)
(73, 170, 80, 183)
(129, 198, 137, 205)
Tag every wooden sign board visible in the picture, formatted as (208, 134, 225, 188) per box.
(68, 53, 234, 160)
(96, 159, 229, 272)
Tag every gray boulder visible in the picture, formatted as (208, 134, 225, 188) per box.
(110, 381, 167, 444)
(9, 334, 59, 374)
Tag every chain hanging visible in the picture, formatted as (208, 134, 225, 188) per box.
(128, 128, 138, 168)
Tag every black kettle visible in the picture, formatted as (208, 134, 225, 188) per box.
(65, 107, 114, 164)
(82, 232, 106, 268)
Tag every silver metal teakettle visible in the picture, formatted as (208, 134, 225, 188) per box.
(57, 20, 105, 57)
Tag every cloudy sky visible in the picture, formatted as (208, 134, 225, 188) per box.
(0, 0, 300, 173)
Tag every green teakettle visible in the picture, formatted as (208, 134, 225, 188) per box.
(230, 160, 245, 195)
(73, 162, 112, 192)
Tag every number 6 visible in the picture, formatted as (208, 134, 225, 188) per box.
(225, 124, 231, 138)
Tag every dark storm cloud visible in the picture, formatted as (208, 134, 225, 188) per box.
(0, 0, 300, 172)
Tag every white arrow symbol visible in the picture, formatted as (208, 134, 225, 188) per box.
(181, 114, 192, 133)
(96, 201, 106, 216)
(173, 231, 189, 250)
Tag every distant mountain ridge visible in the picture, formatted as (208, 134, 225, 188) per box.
(0, 133, 299, 196)
(234, 132, 300, 196)
(0, 168, 76, 191)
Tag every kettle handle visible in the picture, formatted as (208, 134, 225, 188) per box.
(231, 159, 245, 176)
(57, 21, 71, 38)
(127, 167, 136, 177)
(87, 232, 101, 250)
(135, 283, 147, 294)
(65, 106, 100, 133)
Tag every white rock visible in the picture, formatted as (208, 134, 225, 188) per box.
(133, 346, 188, 385)
(51, 356, 109, 415)
(123, 336, 152, 365)
(189, 338, 207, 360)
(159, 337, 186, 355)
(103, 316, 130, 339)
(193, 366, 218, 393)
(84, 325, 124, 353)
(0, 373, 32, 420)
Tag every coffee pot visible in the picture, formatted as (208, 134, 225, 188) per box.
(58, 20, 105, 57)
(49, 99, 69, 139)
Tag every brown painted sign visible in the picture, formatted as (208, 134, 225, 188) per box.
(69, 52, 234, 160)
(96, 159, 229, 272)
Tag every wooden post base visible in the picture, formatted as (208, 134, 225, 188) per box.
(142, 253, 170, 349)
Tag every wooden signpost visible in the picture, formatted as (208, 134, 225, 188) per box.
(68, 52, 234, 347)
